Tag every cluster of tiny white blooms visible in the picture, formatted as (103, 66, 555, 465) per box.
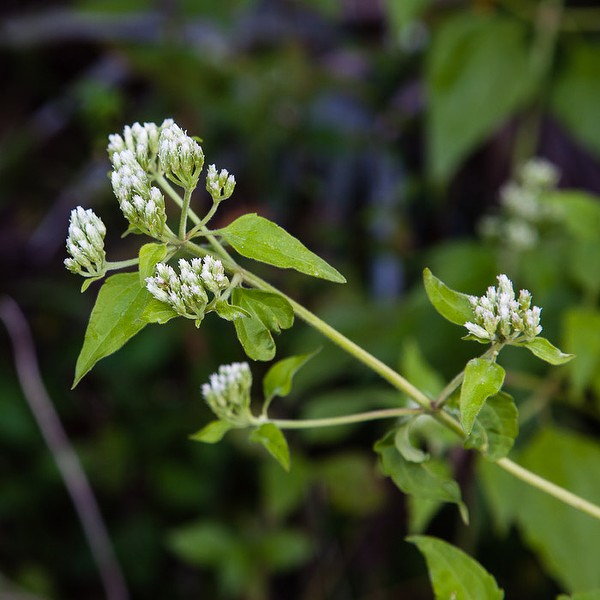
(64, 207, 107, 277)
(206, 164, 236, 202)
(201, 362, 253, 424)
(145, 256, 230, 321)
(158, 120, 205, 189)
(110, 149, 167, 237)
(464, 274, 542, 343)
(520, 158, 559, 191)
(108, 121, 160, 171)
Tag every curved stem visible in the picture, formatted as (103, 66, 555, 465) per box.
(266, 408, 423, 430)
(106, 257, 139, 271)
(496, 457, 600, 520)
(179, 187, 193, 239)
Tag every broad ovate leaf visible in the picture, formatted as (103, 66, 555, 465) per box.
(219, 213, 346, 283)
(408, 535, 504, 599)
(464, 392, 518, 461)
(250, 423, 290, 471)
(74, 273, 151, 387)
(263, 349, 320, 404)
(423, 268, 474, 326)
(460, 358, 505, 435)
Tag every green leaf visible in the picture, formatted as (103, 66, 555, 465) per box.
(138, 242, 167, 285)
(375, 435, 468, 523)
(423, 268, 474, 326)
(563, 308, 600, 396)
(189, 420, 233, 444)
(73, 273, 151, 387)
(167, 521, 237, 566)
(408, 535, 504, 600)
(400, 339, 445, 400)
(263, 349, 320, 404)
(513, 337, 574, 365)
(464, 392, 518, 461)
(257, 529, 312, 572)
(558, 592, 600, 600)
(485, 428, 600, 592)
(213, 301, 250, 322)
(383, 0, 431, 29)
(426, 14, 534, 183)
(142, 298, 179, 325)
(543, 190, 600, 242)
(551, 41, 600, 159)
(249, 423, 290, 471)
(231, 288, 294, 361)
(460, 358, 505, 435)
(394, 420, 429, 463)
(81, 274, 104, 292)
(218, 213, 346, 283)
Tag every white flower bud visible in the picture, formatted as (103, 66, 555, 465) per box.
(201, 362, 253, 425)
(200, 255, 229, 294)
(64, 207, 107, 277)
(206, 164, 236, 202)
(158, 120, 204, 189)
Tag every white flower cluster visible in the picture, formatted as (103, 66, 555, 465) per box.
(145, 256, 230, 323)
(110, 148, 167, 237)
(108, 121, 160, 171)
(479, 158, 559, 251)
(158, 120, 205, 189)
(64, 206, 107, 277)
(201, 362, 253, 425)
(206, 164, 236, 202)
(464, 274, 542, 343)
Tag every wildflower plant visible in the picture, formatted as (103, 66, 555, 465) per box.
(65, 119, 600, 596)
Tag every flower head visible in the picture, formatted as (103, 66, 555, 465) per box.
(206, 164, 236, 202)
(108, 121, 160, 171)
(145, 256, 230, 325)
(158, 120, 204, 189)
(464, 274, 542, 343)
(64, 207, 107, 277)
(201, 362, 253, 425)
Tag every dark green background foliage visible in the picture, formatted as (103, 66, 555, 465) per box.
(1, 0, 599, 598)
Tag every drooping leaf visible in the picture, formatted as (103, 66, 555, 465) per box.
(213, 301, 250, 322)
(81, 274, 105, 292)
(142, 298, 179, 325)
(74, 273, 151, 387)
(219, 213, 346, 283)
(408, 535, 504, 599)
(375, 434, 468, 523)
(551, 41, 600, 159)
(231, 288, 294, 361)
(138, 242, 167, 285)
(460, 358, 505, 435)
(423, 268, 474, 326)
(513, 337, 574, 366)
(189, 420, 233, 444)
(394, 420, 429, 463)
(249, 423, 290, 471)
(464, 392, 518, 461)
(263, 349, 320, 405)
(426, 13, 534, 183)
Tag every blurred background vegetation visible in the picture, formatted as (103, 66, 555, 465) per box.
(1, 0, 599, 598)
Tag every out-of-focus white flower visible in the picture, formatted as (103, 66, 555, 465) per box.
(520, 158, 559, 191)
(201, 362, 253, 425)
(464, 274, 542, 343)
(158, 120, 204, 189)
(206, 164, 236, 202)
(64, 207, 107, 277)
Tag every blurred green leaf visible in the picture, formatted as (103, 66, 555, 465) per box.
(394, 420, 429, 463)
(460, 359, 505, 435)
(427, 14, 533, 182)
(423, 268, 474, 326)
(558, 591, 600, 600)
(261, 455, 311, 521)
(219, 213, 346, 282)
(263, 349, 319, 404)
(74, 273, 151, 387)
(257, 529, 312, 571)
(408, 535, 504, 599)
(190, 420, 233, 444)
(400, 339, 445, 400)
(168, 521, 237, 566)
(249, 424, 290, 471)
(563, 308, 600, 397)
(551, 42, 600, 159)
(383, 0, 431, 29)
(544, 190, 600, 241)
(464, 392, 518, 461)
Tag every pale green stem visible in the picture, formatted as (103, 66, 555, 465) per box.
(496, 457, 600, 521)
(179, 188, 193, 239)
(105, 257, 139, 270)
(264, 407, 423, 430)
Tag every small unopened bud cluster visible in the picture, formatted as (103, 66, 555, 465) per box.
(111, 149, 167, 237)
(158, 120, 205, 189)
(64, 207, 107, 277)
(145, 256, 229, 324)
(480, 158, 559, 251)
(108, 121, 160, 171)
(206, 164, 236, 202)
(464, 274, 542, 343)
(202, 362, 253, 425)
